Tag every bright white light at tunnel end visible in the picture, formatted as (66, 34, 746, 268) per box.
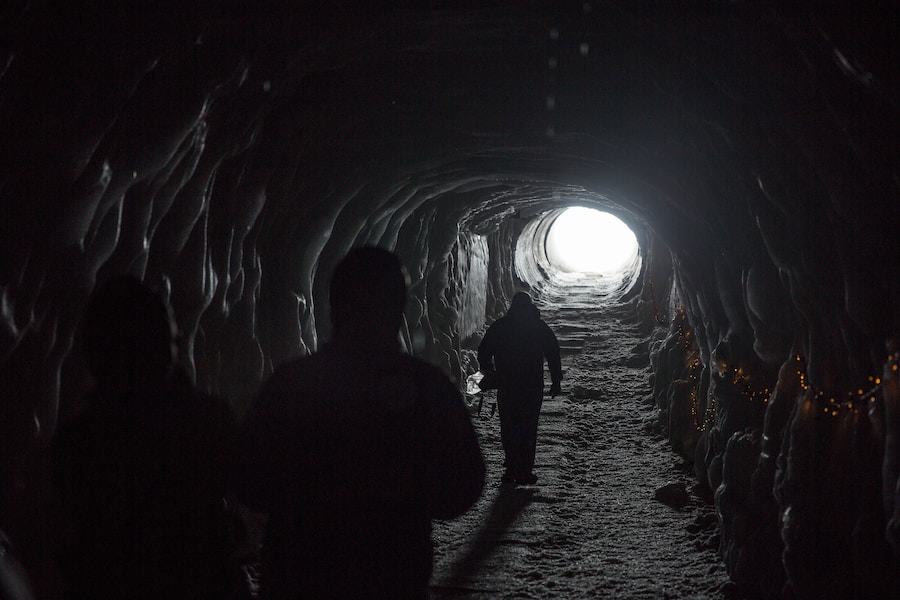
(545, 206, 639, 275)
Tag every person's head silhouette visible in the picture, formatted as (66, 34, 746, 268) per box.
(80, 275, 177, 394)
(508, 291, 539, 320)
(329, 247, 409, 347)
(510, 291, 532, 310)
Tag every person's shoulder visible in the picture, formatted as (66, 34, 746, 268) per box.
(55, 392, 114, 436)
(268, 351, 323, 383)
(52, 400, 112, 467)
(401, 353, 443, 376)
(401, 355, 457, 389)
(256, 352, 332, 407)
(53, 409, 91, 452)
(486, 314, 512, 332)
(538, 319, 558, 336)
(192, 388, 237, 427)
(277, 349, 322, 371)
(486, 313, 509, 326)
(170, 369, 233, 414)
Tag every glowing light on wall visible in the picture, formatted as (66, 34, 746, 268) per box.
(545, 207, 639, 274)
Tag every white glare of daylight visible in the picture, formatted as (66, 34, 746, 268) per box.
(545, 207, 638, 274)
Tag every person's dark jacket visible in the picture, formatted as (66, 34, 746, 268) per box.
(235, 340, 485, 599)
(477, 302, 562, 391)
(52, 372, 238, 600)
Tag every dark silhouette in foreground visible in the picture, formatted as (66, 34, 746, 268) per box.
(52, 276, 241, 600)
(235, 247, 485, 599)
(0, 530, 36, 600)
(478, 292, 562, 485)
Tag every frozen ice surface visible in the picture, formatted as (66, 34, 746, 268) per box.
(431, 282, 732, 599)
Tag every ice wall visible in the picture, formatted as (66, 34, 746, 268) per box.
(0, 2, 897, 597)
(452, 234, 489, 343)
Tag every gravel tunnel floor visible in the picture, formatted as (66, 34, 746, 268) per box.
(430, 281, 734, 599)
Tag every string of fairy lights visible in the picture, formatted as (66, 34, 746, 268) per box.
(671, 309, 714, 431)
(786, 353, 887, 418)
(667, 309, 892, 431)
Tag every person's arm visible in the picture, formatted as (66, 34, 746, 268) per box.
(51, 423, 82, 557)
(476, 325, 496, 373)
(425, 371, 485, 520)
(542, 322, 563, 396)
(233, 370, 297, 514)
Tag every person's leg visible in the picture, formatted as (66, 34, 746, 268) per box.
(497, 389, 530, 481)
(521, 402, 541, 475)
(515, 389, 542, 482)
(499, 386, 545, 483)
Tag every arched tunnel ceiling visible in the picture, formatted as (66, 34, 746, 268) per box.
(4, 1, 894, 247)
(1, 0, 897, 412)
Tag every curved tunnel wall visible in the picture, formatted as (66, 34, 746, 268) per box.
(1, 2, 898, 597)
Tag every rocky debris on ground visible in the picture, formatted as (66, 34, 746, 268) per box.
(654, 481, 691, 509)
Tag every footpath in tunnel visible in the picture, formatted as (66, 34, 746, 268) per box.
(430, 281, 734, 599)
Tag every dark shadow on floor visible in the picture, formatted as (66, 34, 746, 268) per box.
(432, 484, 535, 596)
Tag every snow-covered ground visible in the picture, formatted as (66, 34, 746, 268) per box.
(430, 280, 734, 599)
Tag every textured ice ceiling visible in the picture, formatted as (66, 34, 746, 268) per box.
(0, 2, 897, 597)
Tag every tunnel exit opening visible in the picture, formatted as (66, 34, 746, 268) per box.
(514, 204, 643, 300)
(545, 207, 639, 275)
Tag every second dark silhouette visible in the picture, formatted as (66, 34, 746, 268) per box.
(478, 292, 562, 485)
(52, 275, 242, 600)
(235, 247, 485, 599)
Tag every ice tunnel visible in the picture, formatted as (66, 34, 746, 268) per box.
(0, 1, 898, 598)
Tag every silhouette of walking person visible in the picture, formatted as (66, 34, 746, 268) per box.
(478, 292, 562, 485)
(235, 246, 485, 600)
(52, 276, 241, 600)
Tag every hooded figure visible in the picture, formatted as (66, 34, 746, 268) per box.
(52, 276, 239, 600)
(236, 247, 485, 599)
(477, 292, 562, 484)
